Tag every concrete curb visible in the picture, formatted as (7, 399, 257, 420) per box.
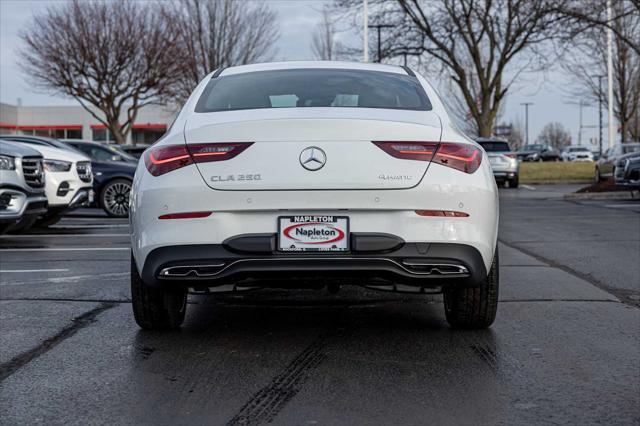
(521, 180, 593, 185)
(564, 190, 640, 200)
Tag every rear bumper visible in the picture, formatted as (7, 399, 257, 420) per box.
(140, 235, 487, 291)
(492, 171, 517, 181)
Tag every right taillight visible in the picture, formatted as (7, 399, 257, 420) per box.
(374, 141, 482, 174)
(144, 142, 253, 176)
(432, 142, 482, 174)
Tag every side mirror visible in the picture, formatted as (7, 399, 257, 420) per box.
(110, 155, 122, 162)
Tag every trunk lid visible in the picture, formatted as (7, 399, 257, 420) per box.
(184, 108, 442, 191)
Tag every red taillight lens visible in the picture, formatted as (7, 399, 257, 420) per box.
(373, 141, 482, 174)
(145, 145, 192, 176)
(432, 143, 482, 174)
(145, 143, 253, 176)
(415, 210, 469, 217)
(373, 141, 438, 161)
(504, 153, 516, 158)
(158, 211, 213, 220)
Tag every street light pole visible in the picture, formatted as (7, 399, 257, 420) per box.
(368, 24, 394, 63)
(606, 0, 615, 147)
(520, 102, 533, 147)
(363, 0, 369, 62)
(598, 75, 604, 155)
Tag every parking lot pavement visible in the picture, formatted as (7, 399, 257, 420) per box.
(1, 196, 639, 425)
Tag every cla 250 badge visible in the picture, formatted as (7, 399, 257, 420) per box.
(283, 222, 345, 244)
(210, 174, 261, 182)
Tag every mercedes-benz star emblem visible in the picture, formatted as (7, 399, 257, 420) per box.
(299, 146, 326, 171)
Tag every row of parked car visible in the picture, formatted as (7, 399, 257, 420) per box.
(477, 138, 640, 188)
(0, 135, 148, 234)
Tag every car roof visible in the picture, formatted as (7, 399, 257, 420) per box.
(0, 134, 77, 151)
(219, 61, 409, 77)
(0, 140, 43, 157)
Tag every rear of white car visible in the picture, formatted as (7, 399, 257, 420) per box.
(130, 62, 499, 330)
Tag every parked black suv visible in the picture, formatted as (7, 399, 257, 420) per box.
(63, 140, 137, 217)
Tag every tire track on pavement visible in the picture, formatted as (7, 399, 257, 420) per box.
(227, 327, 345, 425)
(0, 302, 115, 382)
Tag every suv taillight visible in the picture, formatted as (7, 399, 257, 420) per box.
(373, 141, 482, 174)
(144, 143, 253, 176)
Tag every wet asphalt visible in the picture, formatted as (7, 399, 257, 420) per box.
(0, 185, 638, 425)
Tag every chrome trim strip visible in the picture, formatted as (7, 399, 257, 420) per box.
(158, 257, 470, 279)
(159, 263, 226, 277)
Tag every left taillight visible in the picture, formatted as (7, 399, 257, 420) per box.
(144, 143, 253, 176)
(373, 141, 482, 174)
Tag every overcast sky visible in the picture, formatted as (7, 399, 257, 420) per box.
(0, 0, 604, 146)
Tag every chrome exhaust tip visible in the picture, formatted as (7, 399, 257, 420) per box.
(159, 263, 226, 278)
(401, 261, 469, 275)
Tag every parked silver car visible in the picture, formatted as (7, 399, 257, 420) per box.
(476, 138, 519, 188)
(596, 143, 640, 183)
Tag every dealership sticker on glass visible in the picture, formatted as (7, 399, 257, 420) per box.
(278, 216, 349, 252)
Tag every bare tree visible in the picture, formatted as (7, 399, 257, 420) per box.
(312, 9, 340, 60)
(560, 2, 640, 142)
(19, 0, 183, 145)
(536, 122, 572, 149)
(385, 0, 562, 137)
(162, 0, 279, 104)
(554, 0, 640, 55)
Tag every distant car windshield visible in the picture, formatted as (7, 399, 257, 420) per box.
(71, 143, 136, 162)
(623, 144, 640, 154)
(478, 141, 510, 152)
(569, 147, 589, 152)
(195, 69, 432, 112)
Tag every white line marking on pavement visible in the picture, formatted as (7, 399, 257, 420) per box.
(0, 269, 70, 273)
(0, 272, 128, 286)
(0, 247, 129, 252)
(604, 204, 640, 208)
(0, 234, 129, 238)
(521, 184, 536, 190)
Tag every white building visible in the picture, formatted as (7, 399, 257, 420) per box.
(0, 103, 178, 144)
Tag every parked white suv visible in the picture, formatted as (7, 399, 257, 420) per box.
(0, 136, 93, 227)
(0, 141, 48, 233)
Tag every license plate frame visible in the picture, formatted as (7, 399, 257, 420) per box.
(277, 215, 350, 253)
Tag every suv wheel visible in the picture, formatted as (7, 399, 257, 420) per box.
(131, 253, 187, 330)
(101, 179, 131, 218)
(508, 174, 519, 188)
(443, 249, 499, 329)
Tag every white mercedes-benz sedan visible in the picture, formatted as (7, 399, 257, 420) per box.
(130, 61, 499, 330)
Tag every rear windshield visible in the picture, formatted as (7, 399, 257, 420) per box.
(569, 147, 589, 152)
(478, 141, 510, 152)
(195, 69, 431, 113)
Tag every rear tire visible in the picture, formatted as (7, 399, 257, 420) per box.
(131, 253, 187, 330)
(6, 216, 37, 233)
(509, 174, 519, 188)
(443, 249, 499, 329)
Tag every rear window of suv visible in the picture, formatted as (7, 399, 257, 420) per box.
(195, 69, 432, 112)
(478, 141, 510, 152)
